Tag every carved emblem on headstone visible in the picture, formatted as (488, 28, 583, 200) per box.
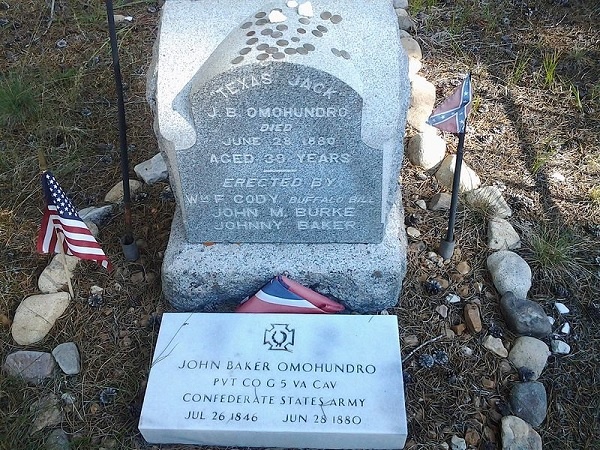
(263, 323, 295, 350)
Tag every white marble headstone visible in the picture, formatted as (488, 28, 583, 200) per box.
(139, 313, 407, 448)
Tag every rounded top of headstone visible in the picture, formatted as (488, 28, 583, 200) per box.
(190, 1, 362, 97)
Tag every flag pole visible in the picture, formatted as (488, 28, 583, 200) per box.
(38, 150, 75, 299)
(57, 233, 75, 299)
(438, 117, 468, 260)
(105, 0, 138, 261)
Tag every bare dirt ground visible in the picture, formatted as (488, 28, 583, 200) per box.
(1, 0, 599, 449)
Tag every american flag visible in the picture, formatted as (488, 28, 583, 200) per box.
(37, 171, 112, 271)
(236, 275, 344, 314)
(427, 73, 473, 134)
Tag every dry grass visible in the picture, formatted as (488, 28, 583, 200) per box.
(1, 0, 599, 449)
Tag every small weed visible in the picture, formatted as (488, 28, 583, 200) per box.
(409, 0, 438, 15)
(569, 83, 583, 111)
(523, 224, 591, 285)
(590, 186, 600, 205)
(0, 74, 39, 128)
(510, 52, 530, 84)
(541, 50, 560, 87)
(531, 141, 558, 175)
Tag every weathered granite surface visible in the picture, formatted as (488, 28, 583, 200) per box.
(162, 203, 407, 312)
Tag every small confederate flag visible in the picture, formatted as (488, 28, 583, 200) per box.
(427, 73, 473, 134)
(37, 171, 112, 271)
(236, 275, 344, 314)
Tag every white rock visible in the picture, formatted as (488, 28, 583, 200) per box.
(268, 9, 287, 23)
(547, 316, 555, 325)
(406, 227, 421, 238)
(407, 131, 446, 170)
(407, 75, 436, 131)
(550, 339, 570, 354)
(398, 29, 411, 39)
(554, 302, 569, 314)
(79, 205, 113, 225)
(90, 285, 104, 295)
(560, 322, 570, 334)
(501, 416, 542, 450)
(400, 36, 422, 60)
(483, 335, 508, 358)
(435, 155, 481, 192)
(104, 179, 143, 203)
(395, 8, 415, 31)
(38, 254, 79, 294)
(488, 217, 521, 250)
(415, 199, 427, 210)
(114, 14, 133, 24)
(134, 153, 169, 185)
(446, 293, 461, 303)
(486, 251, 532, 298)
(297, 1, 313, 17)
(408, 57, 422, 76)
(461, 346, 474, 356)
(11, 292, 71, 345)
(508, 336, 550, 381)
(436, 304, 449, 318)
(550, 171, 566, 182)
(450, 434, 467, 450)
(466, 186, 512, 218)
(394, 0, 409, 7)
(286, 0, 298, 7)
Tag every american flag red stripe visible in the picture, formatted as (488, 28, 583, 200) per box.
(37, 171, 112, 271)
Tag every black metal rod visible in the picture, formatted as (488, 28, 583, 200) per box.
(444, 129, 466, 244)
(105, 0, 133, 240)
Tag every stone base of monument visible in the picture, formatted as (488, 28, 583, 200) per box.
(161, 203, 407, 313)
(139, 313, 407, 448)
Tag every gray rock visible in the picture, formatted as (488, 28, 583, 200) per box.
(11, 292, 71, 345)
(38, 254, 79, 294)
(501, 416, 542, 450)
(400, 36, 422, 60)
(395, 8, 415, 31)
(46, 429, 70, 450)
(486, 251, 531, 298)
(134, 152, 169, 185)
(509, 381, 547, 427)
(435, 155, 481, 192)
(466, 186, 512, 218)
(450, 435, 467, 450)
(429, 192, 452, 211)
(407, 131, 446, 170)
(3, 351, 56, 384)
(393, 0, 409, 8)
(488, 217, 521, 250)
(30, 393, 62, 433)
(500, 292, 551, 338)
(509, 337, 549, 381)
(52, 342, 81, 375)
(550, 339, 571, 354)
(407, 75, 436, 131)
(78, 205, 113, 225)
(104, 179, 143, 203)
(83, 220, 99, 238)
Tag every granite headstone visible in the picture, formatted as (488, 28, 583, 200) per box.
(148, 0, 410, 310)
(139, 313, 408, 448)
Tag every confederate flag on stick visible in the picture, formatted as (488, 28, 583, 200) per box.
(426, 73, 474, 260)
(427, 73, 472, 134)
(37, 171, 112, 271)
